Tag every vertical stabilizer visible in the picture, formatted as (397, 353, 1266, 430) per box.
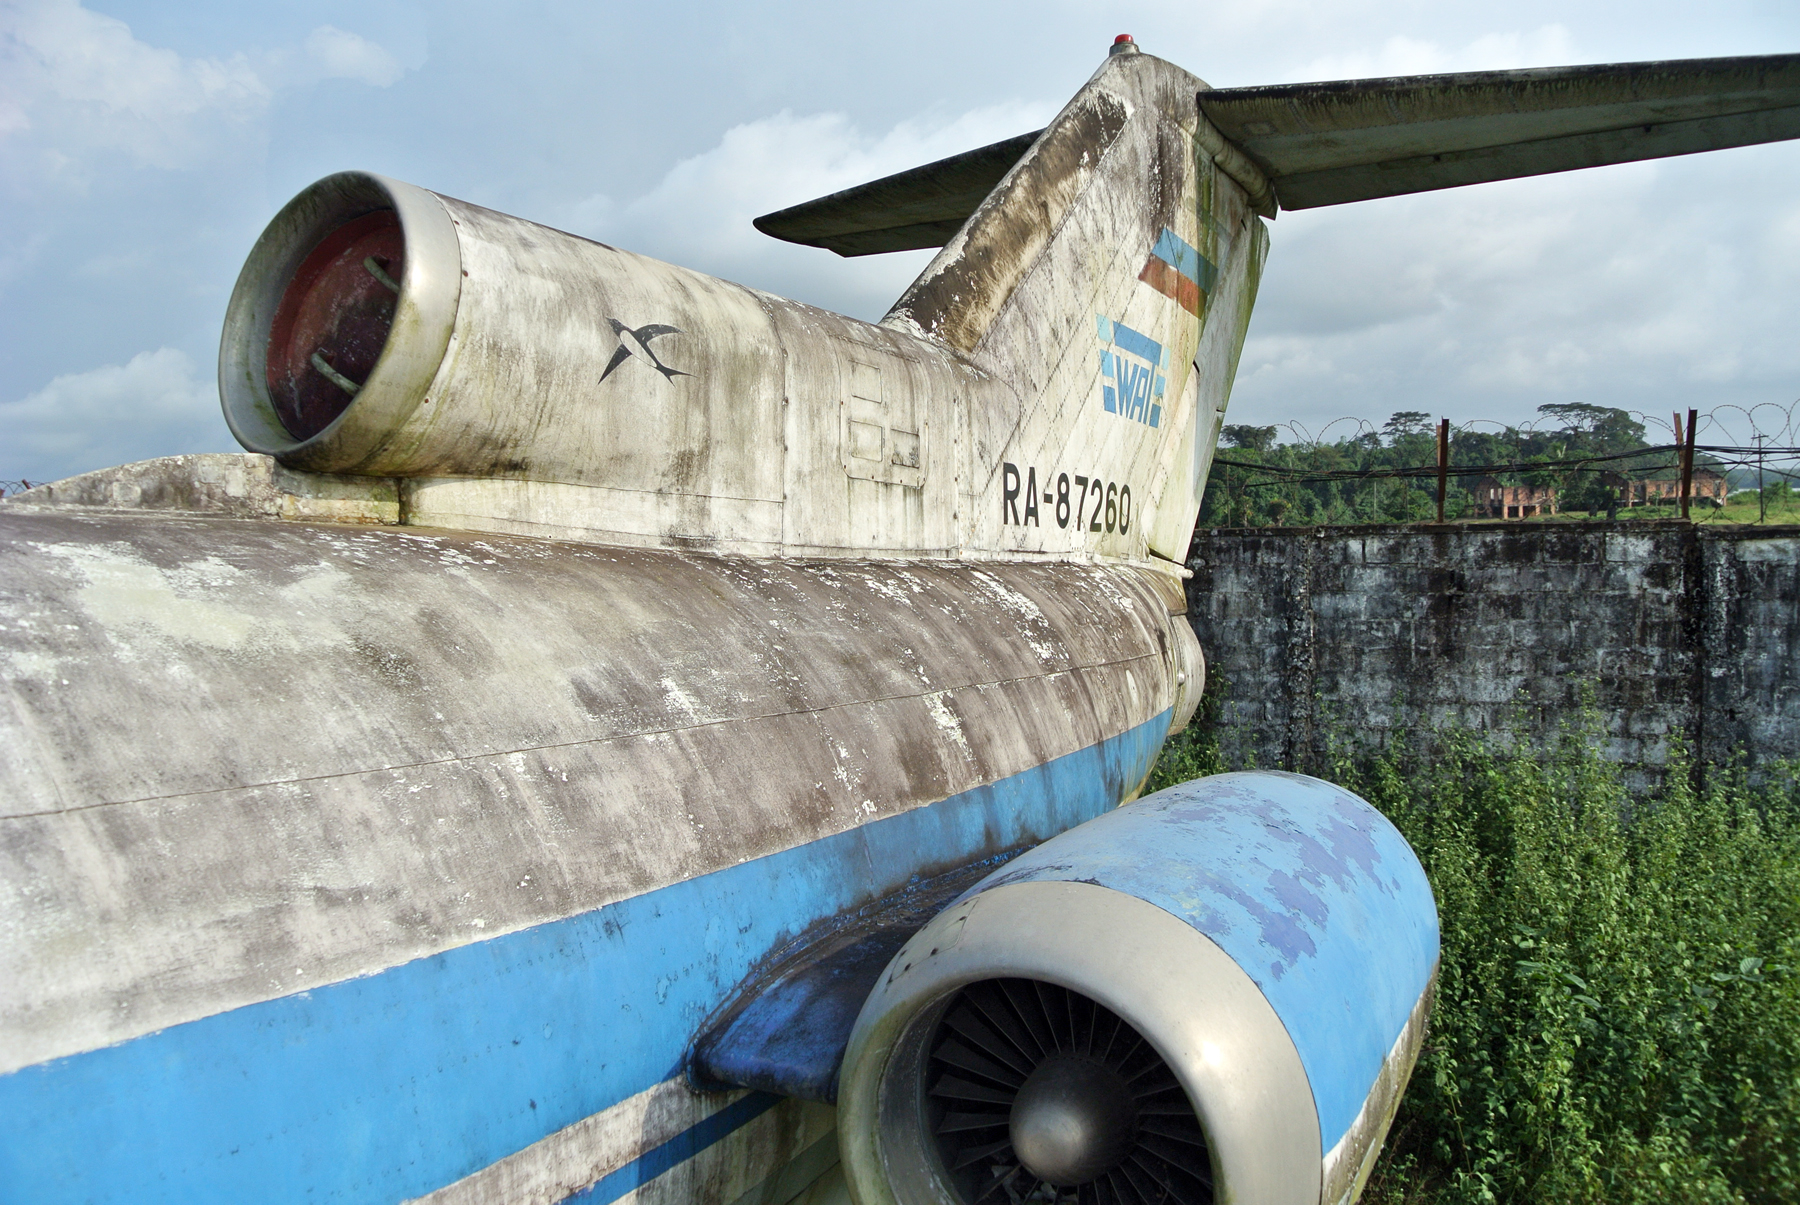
(882, 47, 1270, 564)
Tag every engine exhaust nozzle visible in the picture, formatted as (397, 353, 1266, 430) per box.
(219, 172, 461, 473)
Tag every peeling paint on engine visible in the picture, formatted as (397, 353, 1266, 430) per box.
(962, 770, 1439, 1159)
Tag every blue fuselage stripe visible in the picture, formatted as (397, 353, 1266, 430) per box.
(566, 1092, 783, 1204)
(0, 712, 1171, 1204)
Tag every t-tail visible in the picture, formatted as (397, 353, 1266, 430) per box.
(759, 40, 1800, 564)
(3, 33, 1796, 1205)
(880, 41, 1269, 566)
(765, 40, 1271, 567)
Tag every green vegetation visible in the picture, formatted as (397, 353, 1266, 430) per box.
(1148, 715, 1800, 1204)
(1703, 481, 1800, 525)
(1532, 480, 1800, 526)
(1143, 671, 1230, 794)
(1200, 403, 1755, 528)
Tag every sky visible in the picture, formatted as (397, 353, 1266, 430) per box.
(2, 0, 1798, 484)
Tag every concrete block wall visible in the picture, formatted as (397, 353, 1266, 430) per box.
(1185, 521, 1800, 787)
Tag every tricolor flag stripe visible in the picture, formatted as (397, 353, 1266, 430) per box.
(1138, 227, 1218, 317)
(1152, 229, 1218, 291)
(1139, 259, 1203, 315)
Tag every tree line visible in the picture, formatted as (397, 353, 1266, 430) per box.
(1199, 403, 1732, 528)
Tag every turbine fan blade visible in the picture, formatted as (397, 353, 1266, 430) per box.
(928, 979, 1214, 1205)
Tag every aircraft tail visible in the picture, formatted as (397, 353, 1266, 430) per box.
(759, 45, 1799, 565)
(875, 42, 1269, 563)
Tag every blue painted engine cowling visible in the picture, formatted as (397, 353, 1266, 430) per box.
(836, 771, 1440, 1205)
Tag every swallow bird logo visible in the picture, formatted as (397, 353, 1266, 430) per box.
(601, 319, 691, 383)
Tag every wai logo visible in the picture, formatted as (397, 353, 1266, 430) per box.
(1096, 315, 1166, 428)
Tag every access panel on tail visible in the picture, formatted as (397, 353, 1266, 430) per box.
(1, 33, 1796, 1205)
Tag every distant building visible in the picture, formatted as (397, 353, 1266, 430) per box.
(1600, 469, 1728, 508)
(1471, 476, 1559, 519)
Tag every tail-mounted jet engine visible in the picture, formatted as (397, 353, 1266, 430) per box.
(834, 772, 1439, 1205)
(221, 172, 459, 469)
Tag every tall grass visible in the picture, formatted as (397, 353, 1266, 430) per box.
(1148, 716, 1800, 1204)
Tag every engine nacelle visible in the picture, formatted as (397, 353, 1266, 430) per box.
(837, 772, 1439, 1205)
(215, 171, 977, 557)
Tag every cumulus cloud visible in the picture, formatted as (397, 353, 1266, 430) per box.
(572, 100, 1057, 321)
(1168, 18, 1800, 433)
(0, 0, 267, 174)
(1231, 143, 1800, 433)
(302, 25, 404, 89)
(561, 76, 1800, 435)
(0, 0, 409, 185)
(3, 4, 1794, 478)
(0, 348, 231, 483)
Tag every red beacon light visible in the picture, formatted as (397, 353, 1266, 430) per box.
(1110, 34, 1139, 55)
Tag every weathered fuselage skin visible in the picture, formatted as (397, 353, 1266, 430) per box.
(0, 503, 1191, 1203)
(0, 48, 1284, 1205)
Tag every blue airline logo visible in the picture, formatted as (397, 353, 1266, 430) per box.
(1096, 315, 1167, 428)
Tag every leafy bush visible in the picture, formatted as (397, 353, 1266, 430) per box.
(1148, 719, 1800, 1204)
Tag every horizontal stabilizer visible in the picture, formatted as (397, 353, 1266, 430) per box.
(754, 130, 1041, 256)
(1200, 53, 1800, 209)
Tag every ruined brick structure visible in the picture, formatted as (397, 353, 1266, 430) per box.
(1469, 476, 1560, 519)
(1599, 469, 1730, 508)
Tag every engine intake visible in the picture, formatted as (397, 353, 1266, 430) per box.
(838, 772, 1439, 1205)
(220, 172, 461, 473)
(929, 978, 1211, 1204)
(265, 208, 404, 439)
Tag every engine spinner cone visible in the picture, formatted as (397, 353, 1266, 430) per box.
(1009, 1053, 1137, 1185)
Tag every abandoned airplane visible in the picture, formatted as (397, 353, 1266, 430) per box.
(2, 35, 1795, 1205)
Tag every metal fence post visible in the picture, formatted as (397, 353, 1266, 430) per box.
(1680, 408, 1697, 520)
(1436, 418, 1449, 522)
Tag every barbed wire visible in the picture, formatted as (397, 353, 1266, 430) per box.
(5, 405, 1797, 504)
(1257, 400, 1799, 447)
(1229, 400, 1800, 478)
(1217, 444, 1800, 487)
(1211, 399, 1800, 524)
